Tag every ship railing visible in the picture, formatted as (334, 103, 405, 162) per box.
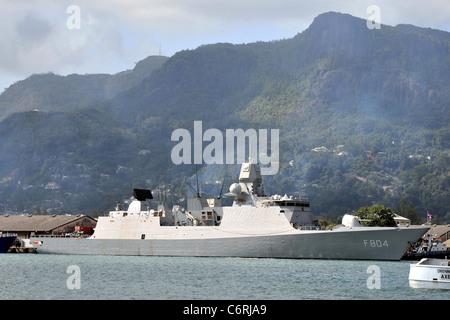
(31, 233, 91, 239)
(1, 232, 18, 237)
(295, 225, 324, 231)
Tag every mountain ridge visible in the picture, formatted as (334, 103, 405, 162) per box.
(0, 55, 169, 121)
(0, 12, 448, 221)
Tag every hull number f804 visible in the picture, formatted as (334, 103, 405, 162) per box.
(364, 240, 389, 247)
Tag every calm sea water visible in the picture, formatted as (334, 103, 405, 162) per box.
(0, 254, 448, 300)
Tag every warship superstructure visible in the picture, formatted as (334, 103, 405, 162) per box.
(32, 161, 428, 260)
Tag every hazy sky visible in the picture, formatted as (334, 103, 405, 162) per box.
(1, 0, 449, 92)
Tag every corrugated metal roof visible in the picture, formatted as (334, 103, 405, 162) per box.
(428, 225, 450, 239)
(0, 214, 95, 232)
(411, 224, 450, 239)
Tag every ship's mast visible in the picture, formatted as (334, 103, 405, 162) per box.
(238, 161, 265, 197)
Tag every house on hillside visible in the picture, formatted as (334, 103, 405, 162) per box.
(394, 215, 411, 227)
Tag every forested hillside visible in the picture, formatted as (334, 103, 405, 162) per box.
(0, 12, 448, 222)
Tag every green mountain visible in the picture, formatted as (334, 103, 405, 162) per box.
(0, 12, 448, 222)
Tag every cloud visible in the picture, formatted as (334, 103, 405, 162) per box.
(0, 0, 448, 92)
(16, 13, 53, 42)
(0, 2, 129, 90)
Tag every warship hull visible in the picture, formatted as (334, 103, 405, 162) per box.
(31, 162, 429, 260)
(32, 226, 428, 260)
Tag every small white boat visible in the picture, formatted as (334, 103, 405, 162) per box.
(409, 258, 450, 289)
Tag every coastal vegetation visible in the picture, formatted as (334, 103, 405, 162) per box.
(354, 205, 396, 227)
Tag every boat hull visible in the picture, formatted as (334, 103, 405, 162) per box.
(32, 226, 428, 260)
(0, 236, 16, 253)
(409, 258, 450, 289)
(402, 249, 450, 260)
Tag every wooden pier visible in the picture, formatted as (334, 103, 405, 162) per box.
(8, 246, 36, 253)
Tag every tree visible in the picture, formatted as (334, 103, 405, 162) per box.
(35, 207, 47, 215)
(354, 205, 396, 227)
(394, 198, 421, 224)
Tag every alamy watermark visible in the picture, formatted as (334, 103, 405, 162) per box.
(171, 121, 279, 175)
(366, 5, 381, 30)
(66, 265, 81, 290)
(366, 265, 381, 289)
(66, 5, 81, 30)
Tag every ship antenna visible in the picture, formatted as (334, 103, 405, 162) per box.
(195, 164, 201, 198)
(218, 178, 226, 199)
(187, 182, 200, 198)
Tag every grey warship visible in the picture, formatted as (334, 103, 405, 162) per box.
(32, 160, 429, 260)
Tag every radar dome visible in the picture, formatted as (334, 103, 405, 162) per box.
(229, 183, 242, 195)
